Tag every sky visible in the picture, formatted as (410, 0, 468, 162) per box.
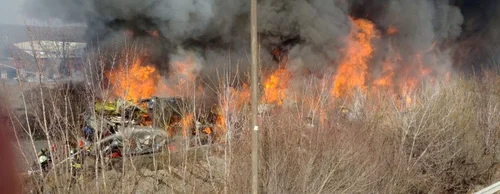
(0, 0, 26, 25)
(0, 0, 80, 26)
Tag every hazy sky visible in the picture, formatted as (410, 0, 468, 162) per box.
(0, 0, 26, 24)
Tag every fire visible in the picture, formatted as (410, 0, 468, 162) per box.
(272, 48, 281, 61)
(386, 26, 398, 35)
(215, 114, 225, 135)
(399, 53, 433, 106)
(272, 47, 289, 65)
(261, 68, 291, 105)
(228, 84, 250, 110)
(211, 105, 226, 142)
(373, 60, 395, 87)
(400, 80, 415, 107)
(181, 113, 193, 137)
(332, 18, 378, 99)
(202, 127, 212, 134)
(157, 52, 201, 97)
(329, 18, 442, 108)
(105, 57, 160, 102)
(405, 96, 412, 105)
(148, 30, 160, 38)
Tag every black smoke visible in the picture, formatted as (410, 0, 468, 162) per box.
(23, 0, 500, 79)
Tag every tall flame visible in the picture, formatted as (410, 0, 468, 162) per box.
(261, 68, 291, 105)
(332, 18, 378, 99)
(106, 57, 160, 102)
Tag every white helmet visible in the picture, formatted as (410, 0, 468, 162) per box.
(38, 155, 48, 163)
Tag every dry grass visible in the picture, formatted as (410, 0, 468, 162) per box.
(10, 70, 500, 194)
(226, 72, 500, 194)
(5, 34, 500, 193)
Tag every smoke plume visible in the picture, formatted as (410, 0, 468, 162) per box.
(23, 0, 500, 90)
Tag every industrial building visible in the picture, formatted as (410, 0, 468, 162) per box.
(0, 24, 85, 82)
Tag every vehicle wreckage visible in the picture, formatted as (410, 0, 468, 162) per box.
(28, 96, 227, 174)
(83, 96, 218, 156)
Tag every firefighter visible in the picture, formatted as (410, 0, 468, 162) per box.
(83, 125, 94, 142)
(78, 139, 92, 156)
(110, 145, 121, 159)
(37, 148, 50, 172)
(109, 137, 122, 158)
(102, 137, 121, 160)
(69, 148, 82, 171)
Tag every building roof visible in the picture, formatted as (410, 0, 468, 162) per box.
(13, 41, 86, 59)
(0, 24, 85, 59)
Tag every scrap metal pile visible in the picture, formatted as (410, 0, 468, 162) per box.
(83, 96, 217, 157)
(30, 96, 224, 175)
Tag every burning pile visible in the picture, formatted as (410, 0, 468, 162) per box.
(101, 15, 450, 132)
(73, 0, 469, 140)
(105, 56, 160, 102)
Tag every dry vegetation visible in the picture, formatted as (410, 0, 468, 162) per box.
(7, 70, 500, 194)
(228, 71, 500, 194)
(3, 36, 500, 193)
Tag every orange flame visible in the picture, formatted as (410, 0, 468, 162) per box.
(400, 81, 414, 107)
(228, 84, 250, 110)
(261, 68, 291, 105)
(157, 53, 201, 97)
(386, 26, 398, 35)
(373, 60, 395, 87)
(105, 57, 160, 102)
(202, 127, 212, 134)
(215, 114, 225, 135)
(181, 113, 193, 137)
(329, 18, 441, 108)
(332, 18, 378, 99)
(211, 105, 226, 142)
